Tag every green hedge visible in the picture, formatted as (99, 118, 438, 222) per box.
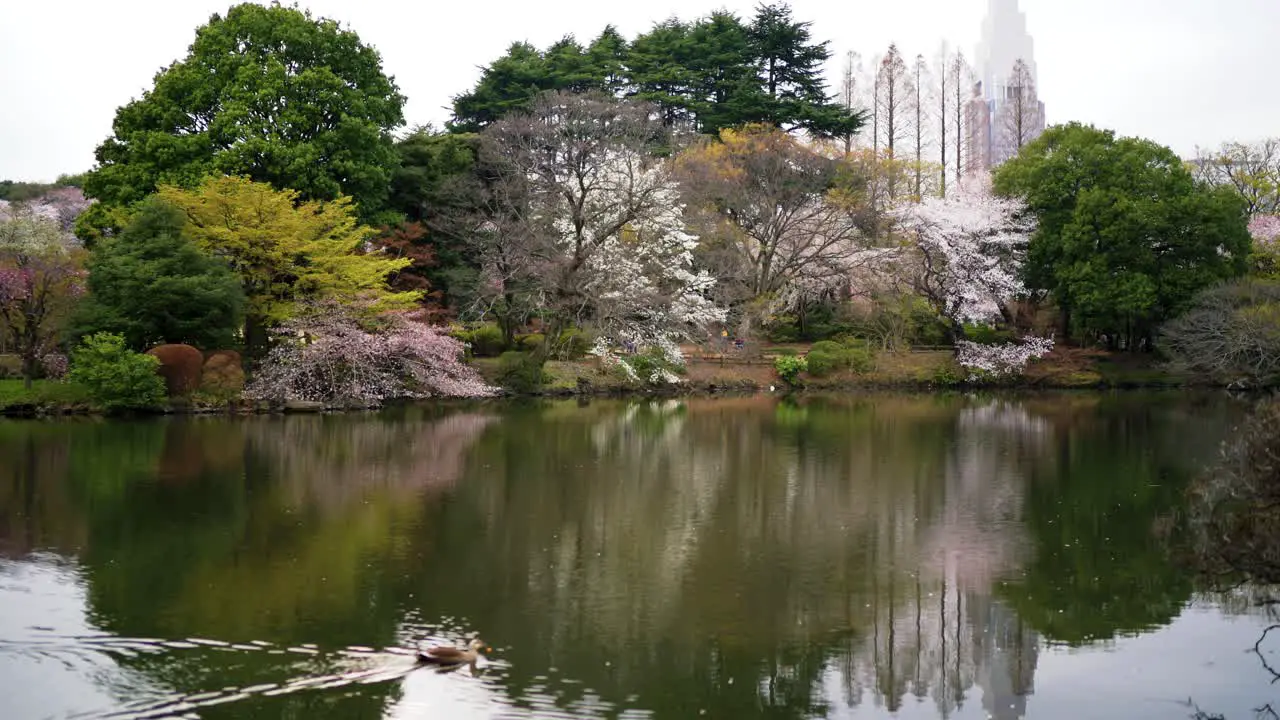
(497, 351, 545, 393)
(0, 354, 20, 379)
(805, 340, 875, 378)
(774, 355, 807, 384)
(462, 324, 506, 357)
(68, 333, 166, 412)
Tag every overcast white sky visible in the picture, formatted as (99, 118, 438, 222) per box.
(2, 0, 1277, 181)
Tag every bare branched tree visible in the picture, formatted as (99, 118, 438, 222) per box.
(950, 51, 972, 186)
(876, 44, 911, 174)
(677, 125, 877, 333)
(839, 51, 862, 156)
(934, 43, 951, 198)
(1160, 279, 1280, 386)
(911, 53, 930, 199)
(995, 59, 1043, 163)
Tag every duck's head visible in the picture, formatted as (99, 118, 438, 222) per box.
(470, 639, 491, 653)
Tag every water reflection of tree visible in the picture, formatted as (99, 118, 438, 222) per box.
(0, 410, 496, 720)
(996, 394, 1234, 647)
(1177, 397, 1280, 716)
(0, 422, 87, 557)
(0, 393, 1245, 720)
(417, 393, 1242, 719)
(420, 398, 948, 715)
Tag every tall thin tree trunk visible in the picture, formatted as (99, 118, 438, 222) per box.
(954, 54, 965, 184)
(914, 55, 924, 199)
(938, 47, 949, 197)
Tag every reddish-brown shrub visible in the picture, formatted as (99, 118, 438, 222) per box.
(201, 350, 245, 398)
(146, 344, 203, 397)
(203, 349, 241, 368)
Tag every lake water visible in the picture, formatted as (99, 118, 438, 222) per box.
(1, 393, 1277, 719)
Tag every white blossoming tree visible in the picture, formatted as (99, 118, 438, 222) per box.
(891, 176, 1052, 378)
(478, 92, 725, 373)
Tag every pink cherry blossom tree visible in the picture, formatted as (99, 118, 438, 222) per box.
(0, 187, 91, 235)
(891, 176, 1052, 378)
(1247, 215, 1280, 276)
(1250, 215, 1280, 244)
(0, 206, 86, 387)
(246, 303, 496, 405)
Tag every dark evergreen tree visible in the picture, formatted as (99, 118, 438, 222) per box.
(72, 198, 245, 351)
(448, 3, 863, 138)
(685, 12, 767, 134)
(450, 42, 557, 133)
(586, 26, 630, 94)
(545, 37, 599, 93)
(385, 129, 486, 312)
(626, 19, 699, 128)
(747, 3, 861, 137)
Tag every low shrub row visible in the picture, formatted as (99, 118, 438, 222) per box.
(453, 323, 593, 360)
(805, 339, 875, 378)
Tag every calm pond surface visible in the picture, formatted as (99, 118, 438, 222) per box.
(1, 393, 1277, 719)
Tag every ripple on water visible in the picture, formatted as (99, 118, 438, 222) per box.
(2, 574, 541, 720)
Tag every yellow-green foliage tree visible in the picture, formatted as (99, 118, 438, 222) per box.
(158, 176, 418, 355)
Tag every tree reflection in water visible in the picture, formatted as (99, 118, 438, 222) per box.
(0, 393, 1262, 720)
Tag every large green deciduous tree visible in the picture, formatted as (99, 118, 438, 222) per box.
(72, 198, 244, 351)
(82, 3, 405, 228)
(994, 123, 1251, 349)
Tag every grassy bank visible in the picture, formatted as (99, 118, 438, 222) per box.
(472, 345, 1198, 396)
(0, 379, 92, 414)
(0, 346, 1203, 417)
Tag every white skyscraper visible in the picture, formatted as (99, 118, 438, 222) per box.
(968, 0, 1045, 170)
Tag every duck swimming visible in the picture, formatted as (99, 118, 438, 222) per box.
(416, 639, 490, 666)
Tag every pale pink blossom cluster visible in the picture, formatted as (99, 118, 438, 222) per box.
(890, 176, 1054, 379)
(955, 337, 1055, 380)
(892, 176, 1034, 325)
(0, 267, 25, 303)
(247, 306, 497, 405)
(0, 188, 91, 236)
(1249, 215, 1280, 245)
(39, 353, 68, 379)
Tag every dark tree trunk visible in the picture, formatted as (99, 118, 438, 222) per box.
(244, 315, 269, 364)
(498, 291, 518, 350)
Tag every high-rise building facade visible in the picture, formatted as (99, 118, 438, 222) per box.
(967, 0, 1045, 171)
